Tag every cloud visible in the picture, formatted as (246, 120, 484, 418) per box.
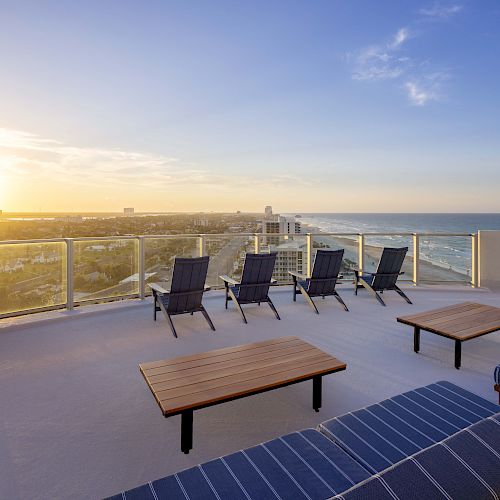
(348, 5, 459, 106)
(0, 128, 316, 192)
(352, 27, 412, 81)
(404, 72, 449, 106)
(390, 28, 410, 48)
(419, 3, 463, 19)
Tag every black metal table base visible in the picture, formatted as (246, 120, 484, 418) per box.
(181, 410, 193, 454)
(313, 376, 322, 412)
(413, 326, 420, 353)
(178, 376, 324, 453)
(454, 340, 461, 370)
(413, 326, 462, 369)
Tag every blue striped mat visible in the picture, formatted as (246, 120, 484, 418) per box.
(334, 415, 500, 499)
(319, 380, 499, 474)
(105, 429, 370, 500)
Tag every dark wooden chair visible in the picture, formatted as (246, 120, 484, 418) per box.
(354, 247, 412, 306)
(289, 249, 348, 314)
(150, 256, 215, 338)
(220, 253, 279, 323)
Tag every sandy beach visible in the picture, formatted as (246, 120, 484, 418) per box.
(302, 224, 469, 283)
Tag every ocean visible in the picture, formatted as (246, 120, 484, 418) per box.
(292, 213, 500, 276)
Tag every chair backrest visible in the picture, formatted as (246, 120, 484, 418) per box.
(307, 249, 344, 296)
(167, 256, 209, 313)
(237, 253, 277, 303)
(372, 247, 407, 290)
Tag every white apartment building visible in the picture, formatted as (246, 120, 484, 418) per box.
(261, 214, 306, 281)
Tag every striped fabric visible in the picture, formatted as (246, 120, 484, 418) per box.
(319, 380, 500, 474)
(334, 415, 500, 499)
(104, 429, 370, 500)
(105, 382, 499, 500)
(495, 364, 500, 385)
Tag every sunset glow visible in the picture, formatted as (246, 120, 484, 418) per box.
(1, 1, 499, 213)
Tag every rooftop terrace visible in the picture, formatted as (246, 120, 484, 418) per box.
(1, 284, 499, 499)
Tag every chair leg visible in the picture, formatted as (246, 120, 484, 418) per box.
(153, 293, 157, 321)
(267, 297, 281, 320)
(200, 306, 216, 331)
(224, 284, 229, 309)
(292, 277, 297, 302)
(333, 291, 349, 311)
(394, 285, 412, 304)
(358, 279, 386, 306)
(297, 282, 318, 314)
(228, 288, 247, 324)
(374, 291, 386, 307)
(165, 313, 178, 338)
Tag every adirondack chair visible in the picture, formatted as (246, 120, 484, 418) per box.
(289, 249, 348, 314)
(354, 247, 412, 306)
(220, 253, 279, 323)
(150, 256, 215, 338)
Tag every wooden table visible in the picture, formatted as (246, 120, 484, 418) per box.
(397, 302, 500, 369)
(139, 336, 346, 453)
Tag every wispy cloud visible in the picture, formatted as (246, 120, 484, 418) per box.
(419, 3, 463, 19)
(404, 72, 449, 105)
(348, 5, 461, 106)
(352, 27, 412, 81)
(390, 27, 411, 48)
(0, 128, 315, 191)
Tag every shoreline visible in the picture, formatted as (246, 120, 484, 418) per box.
(302, 223, 469, 283)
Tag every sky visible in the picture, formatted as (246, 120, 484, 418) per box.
(1, 0, 500, 213)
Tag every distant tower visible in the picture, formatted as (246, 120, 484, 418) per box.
(123, 207, 135, 215)
(264, 206, 273, 217)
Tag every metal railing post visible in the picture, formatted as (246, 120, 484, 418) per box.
(358, 234, 365, 273)
(198, 234, 206, 257)
(254, 233, 260, 253)
(65, 238, 74, 310)
(306, 233, 313, 278)
(138, 236, 145, 299)
(471, 233, 478, 288)
(413, 233, 420, 286)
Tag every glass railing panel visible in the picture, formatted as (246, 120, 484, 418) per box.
(258, 234, 308, 284)
(205, 235, 254, 288)
(0, 241, 66, 315)
(144, 237, 199, 293)
(73, 239, 138, 303)
(311, 234, 359, 279)
(363, 235, 413, 281)
(419, 235, 472, 284)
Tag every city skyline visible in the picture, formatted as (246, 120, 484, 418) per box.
(1, 1, 500, 212)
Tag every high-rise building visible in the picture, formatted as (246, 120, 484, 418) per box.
(261, 214, 305, 280)
(264, 205, 273, 217)
(262, 215, 301, 244)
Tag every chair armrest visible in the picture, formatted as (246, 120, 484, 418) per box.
(289, 270, 307, 280)
(354, 270, 403, 277)
(219, 275, 240, 286)
(149, 282, 170, 294)
(371, 271, 405, 277)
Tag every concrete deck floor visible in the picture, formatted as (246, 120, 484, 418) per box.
(1, 285, 499, 500)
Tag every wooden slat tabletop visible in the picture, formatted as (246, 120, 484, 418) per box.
(140, 337, 346, 416)
(397, 302, 500, 340)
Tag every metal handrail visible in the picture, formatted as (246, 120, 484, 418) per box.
(0, 231, 474, 245)
(0, 231, 477, 320)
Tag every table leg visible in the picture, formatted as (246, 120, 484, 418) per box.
(413, 327, 420, 353)
(181, 410, 193, 454)
(455, 340, 461, 370)
(313, 376, 322, 412)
